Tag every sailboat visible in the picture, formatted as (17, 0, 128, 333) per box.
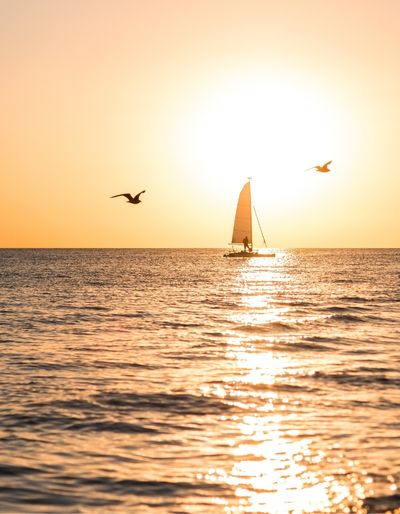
(224, 180, 275, 258)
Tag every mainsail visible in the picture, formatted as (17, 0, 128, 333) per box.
(231, 181, 252, 245)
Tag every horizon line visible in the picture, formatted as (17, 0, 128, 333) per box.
(0, 247, 399, 250)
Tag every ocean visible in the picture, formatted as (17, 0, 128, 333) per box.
(0, 248, 399, 514)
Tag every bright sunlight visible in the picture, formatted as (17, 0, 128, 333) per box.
(178, 73, 351, 209)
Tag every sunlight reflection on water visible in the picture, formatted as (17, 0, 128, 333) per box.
(204, 253, 368, 513)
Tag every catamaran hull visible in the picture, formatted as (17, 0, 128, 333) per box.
(224, 252, 275, 258)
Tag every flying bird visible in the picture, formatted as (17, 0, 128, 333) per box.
(110, 190, 145, 204)
(305, 160, 332, 173)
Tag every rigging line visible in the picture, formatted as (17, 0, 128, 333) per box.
(253, 207, 268, 248)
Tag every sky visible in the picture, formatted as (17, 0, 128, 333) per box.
(1, 0, 399, 248)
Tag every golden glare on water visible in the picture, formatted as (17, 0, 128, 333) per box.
(200, 255, 369, 514)
(218, 365, 365, 514)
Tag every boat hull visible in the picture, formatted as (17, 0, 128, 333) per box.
(224, 251, 275, 258)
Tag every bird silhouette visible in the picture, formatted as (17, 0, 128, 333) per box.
(110, 190, 145, 204)
(305, 160, 332, 173)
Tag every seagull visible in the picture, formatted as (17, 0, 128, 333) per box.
(110, 190, 145, 204)
(305, 160, 332, 173)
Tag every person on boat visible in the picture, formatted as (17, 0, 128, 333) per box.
(243, 236, 251, 253)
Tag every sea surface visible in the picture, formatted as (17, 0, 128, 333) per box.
(0, 248, 399, 514)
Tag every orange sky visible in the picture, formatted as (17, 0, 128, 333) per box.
(1, 0, 399, 248)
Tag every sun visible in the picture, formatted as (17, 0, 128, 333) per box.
(177, 72, 349, 207)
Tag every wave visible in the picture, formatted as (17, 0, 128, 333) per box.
(324, 305, 371, 313)
(110, 312, 151, 319)
(285, 340, 334, 352)
(325, 312, 398, 325)
(304, 334, 339, 343)
(1, 411, 156, 434)
(236, 381, 313, 394)
(313, 371, 400, 388)
(67, 420, 157, 434)
(340, 294, 400, 305)
(19, 361, 83, 371)
(1, 391, 233, 434)
(58, 304, 111, 312)
(91, 360, 156, 370)
(363, 493, 400, 513)
(0, 464, 43, 477)
(0, 476, 228, 511)
(329, 313, 366, 323)
(200, 298, 240, 309)
(350, 399, 400, 410)
(75, 476, 227, 496)
(237, 321, 296, 333)
(0, 485, 120, 509)
(93, 391, 232, 415)
(160, 321, 202, 328)
(339, 295, 370, 303)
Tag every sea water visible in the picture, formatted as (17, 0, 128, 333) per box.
(0, 249, 399, 513)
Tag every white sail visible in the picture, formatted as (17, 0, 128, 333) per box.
(231, 181, 252, 245)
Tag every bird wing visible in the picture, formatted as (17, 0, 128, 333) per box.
(132, 190, 145, 202)
(110, 193, 134, 200)
(323, 160, 332, 167)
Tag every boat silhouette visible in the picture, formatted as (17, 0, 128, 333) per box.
(224, 180, 275, 258)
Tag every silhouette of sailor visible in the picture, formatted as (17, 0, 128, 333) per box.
(243, 236, 251, 252)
